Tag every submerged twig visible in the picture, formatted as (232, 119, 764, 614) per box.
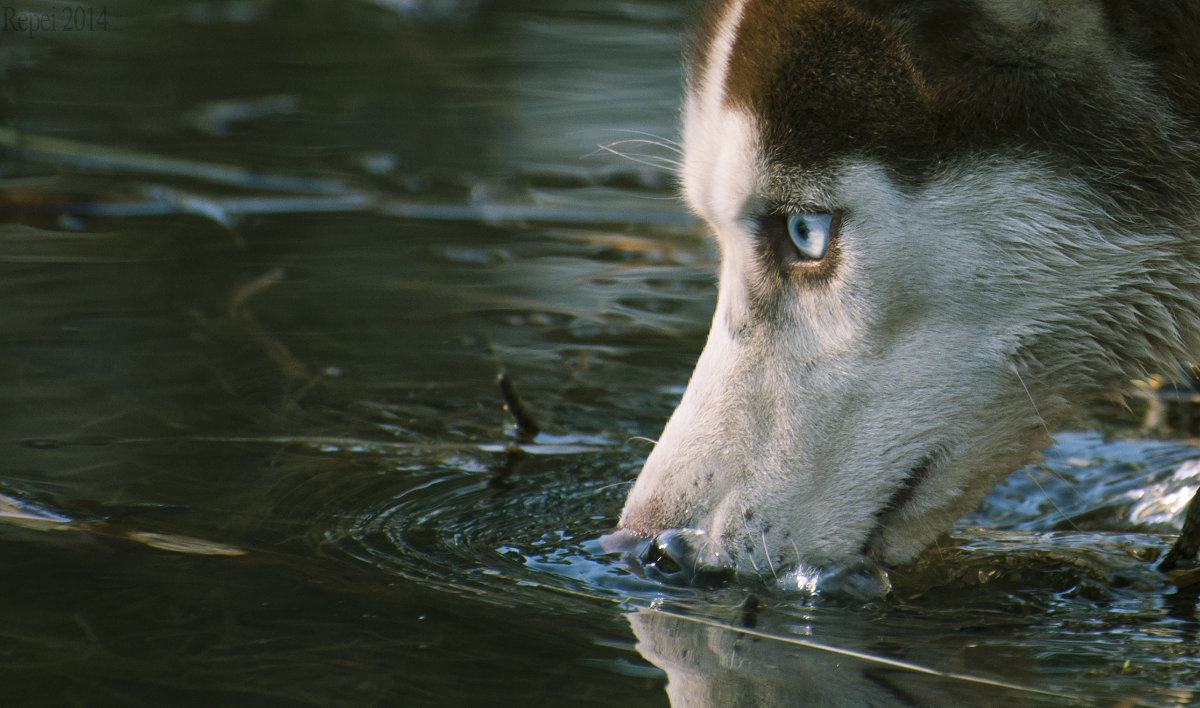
(0, 127, 696, 228)
(0, 126, 348, 195)
(489, 447, 529, 495)
(498, 372, 541, 443)
(226, 268, 314, 385)
(0, 493, 246, 557)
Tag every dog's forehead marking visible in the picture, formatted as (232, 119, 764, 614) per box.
(710, 0, 1200, 223)
(681, 0, 759, 228)
(723, 0, 928, 173)
(690, 0, 747, 116)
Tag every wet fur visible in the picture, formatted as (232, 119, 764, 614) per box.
(618, 0, 1200, 575)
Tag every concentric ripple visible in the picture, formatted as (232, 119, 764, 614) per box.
(321, 436, 668, 607)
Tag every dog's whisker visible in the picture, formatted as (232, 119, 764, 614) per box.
(591, 142, 682, 172)
(604, 137, 685, 157)
(605, 129, 684, 154)
(760, 528, 779, 583)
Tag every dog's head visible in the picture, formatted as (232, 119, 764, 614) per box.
(613, 0, 1200, 592)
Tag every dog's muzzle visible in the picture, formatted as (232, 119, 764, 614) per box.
(601, 527, 736, 587)
(601, 526, 892, 601)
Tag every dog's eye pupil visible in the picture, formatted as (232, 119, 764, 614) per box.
(786, 212, 832, 260)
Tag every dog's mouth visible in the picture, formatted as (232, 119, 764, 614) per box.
(601, 526, 892, 601)
(861, 453, 941, 557)
(603, 454, 944, 601)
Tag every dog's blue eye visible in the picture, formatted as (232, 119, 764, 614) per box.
(787, 213, 832, 260)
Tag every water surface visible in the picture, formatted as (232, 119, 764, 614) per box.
(2, 1, 1199, 705)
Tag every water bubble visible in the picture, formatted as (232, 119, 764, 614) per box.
(778, 558, 892, 603)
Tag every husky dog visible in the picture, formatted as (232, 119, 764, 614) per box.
(611, 0, 1200, 591)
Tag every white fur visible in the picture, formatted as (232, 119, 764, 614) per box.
(680, 0, 748, 216)
(618, 0, 1200, 580)
(622, 134, 1200, 572)
(680, 0, 759, 335)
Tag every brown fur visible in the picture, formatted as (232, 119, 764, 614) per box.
(685, 0, 741, 89)
(718, 0, 1200, 225)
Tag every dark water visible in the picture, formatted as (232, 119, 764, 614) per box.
(2, 1, 1199, 705)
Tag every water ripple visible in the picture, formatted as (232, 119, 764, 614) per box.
(320, 439, 664, 607)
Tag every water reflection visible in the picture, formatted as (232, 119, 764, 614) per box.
(629, 608, 1066, 707)
(618, 514, 1198, 707)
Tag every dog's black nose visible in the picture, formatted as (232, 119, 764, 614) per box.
(638, 528, 735, 587)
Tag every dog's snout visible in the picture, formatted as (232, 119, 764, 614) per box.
(638, 528, 735, 587)
(600, 527, 735, 586)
